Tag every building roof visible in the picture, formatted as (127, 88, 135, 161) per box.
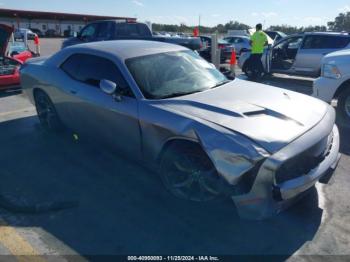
(0, 8, 136, 22)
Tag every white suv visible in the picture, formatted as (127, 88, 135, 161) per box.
(313, 49, 350, 125)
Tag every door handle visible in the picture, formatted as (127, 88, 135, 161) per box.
(70, 90, 77, 95)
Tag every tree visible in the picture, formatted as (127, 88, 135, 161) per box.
(328, 12, 350, 31)
(268, 24, 328, 34)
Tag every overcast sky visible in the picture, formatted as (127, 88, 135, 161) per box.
(1, 0, 350, 27)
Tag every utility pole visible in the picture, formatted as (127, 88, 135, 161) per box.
(198, 14, 201, 35)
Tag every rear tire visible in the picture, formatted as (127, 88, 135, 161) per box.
(337, 87, 350, 127)
(34, 90, 64, 132)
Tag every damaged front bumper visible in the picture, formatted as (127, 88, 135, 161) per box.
(231, 108, 340, 220)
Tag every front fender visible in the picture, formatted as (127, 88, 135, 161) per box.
(139, 102, 268, 185)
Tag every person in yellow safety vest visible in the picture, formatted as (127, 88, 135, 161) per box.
(249, 23, 268, 79)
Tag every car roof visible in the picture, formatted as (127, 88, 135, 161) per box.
(65, 40, 188, 61)
(305, 32, 349, 35)
(288, 32, 349, 37)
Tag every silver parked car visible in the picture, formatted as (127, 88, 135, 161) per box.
(14, 28, 37, 40)
(223, 36, 251, 56)
(20, 40, 341, 220)
(239, 32, 350, 79)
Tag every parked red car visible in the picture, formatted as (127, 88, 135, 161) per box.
(0, 24, 34, 89)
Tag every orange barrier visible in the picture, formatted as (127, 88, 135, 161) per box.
(230, 49, 237, 65)
(229, 48, 237, 77)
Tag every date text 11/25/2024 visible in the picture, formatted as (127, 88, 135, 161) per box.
(127, 256, 220, 261)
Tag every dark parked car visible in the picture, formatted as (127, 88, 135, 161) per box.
(29, 28, 44, 37)
(199, 36, 234, 63)
(62, 20, 201, 51)
(45, 29, 59, 37)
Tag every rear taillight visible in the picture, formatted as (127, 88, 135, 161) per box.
(218, 44, 225, 49)
(126, 18, 137, 23)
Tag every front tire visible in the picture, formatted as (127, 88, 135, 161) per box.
(34, 90, 64, 132)
(337, 87, 350, 127)
(159, 143, 224, 202)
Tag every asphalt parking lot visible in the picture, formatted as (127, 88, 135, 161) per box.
(0, 38, 349, 260)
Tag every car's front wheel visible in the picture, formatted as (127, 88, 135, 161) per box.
(34, 90, 64, 132)
(337, 87, 350, 127)
(159, 143, 224, 202)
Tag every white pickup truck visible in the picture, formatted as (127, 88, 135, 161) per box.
(313, 49, 350, 126)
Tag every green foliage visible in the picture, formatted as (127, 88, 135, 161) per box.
(268, 24, 327, 34)
(152, 12, 350, 35)
(152, 20, 251, 34)
(328, 12, 350, 31)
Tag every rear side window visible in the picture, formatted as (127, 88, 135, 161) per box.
(115, 23, 152, 37)
(96, 22, 114, 40)
(80, 23, 98, 39)
(61, 54, 81, 79)
(61, 54, 133, 96)
(302, 35, 350, 49)
(77, 55, 127, 87)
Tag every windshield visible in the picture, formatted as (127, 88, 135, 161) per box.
(9, 42, 27, 53)
(126, 50, 228, 99)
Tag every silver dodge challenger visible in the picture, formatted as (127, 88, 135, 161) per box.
(20, 40, 341, 220)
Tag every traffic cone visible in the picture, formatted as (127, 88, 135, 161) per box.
(230, 48, 237, 65)
(230, 48, 237, 77)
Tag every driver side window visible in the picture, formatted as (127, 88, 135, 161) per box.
(80, 24, 98, 40)
(61, 54, 134, 97)
(274, 37, 302, 50)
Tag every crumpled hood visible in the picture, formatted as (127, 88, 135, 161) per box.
(153, 79, 329, 153)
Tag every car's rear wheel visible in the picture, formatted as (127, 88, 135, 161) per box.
(159, 143, 224, 202)
(34, 90, 63, 132)
(337, 87, 350, 127)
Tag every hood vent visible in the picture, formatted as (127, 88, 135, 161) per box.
(243, 108, 304, 127)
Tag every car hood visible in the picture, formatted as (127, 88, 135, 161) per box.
(0, 24, 13, 56)
(153, 79, 329, 153)
(323, 48, 350, 61)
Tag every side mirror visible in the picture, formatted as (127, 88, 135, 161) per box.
(100, 79, 117, 95)
(100, 79, 122, 101)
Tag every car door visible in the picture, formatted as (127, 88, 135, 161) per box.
(293, 35, 350, 76)
(269, 36, 303, 73)
(60, 53, 141, 158)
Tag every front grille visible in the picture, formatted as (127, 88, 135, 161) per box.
(275, 132, 334, 184)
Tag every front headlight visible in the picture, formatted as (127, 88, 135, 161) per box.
(323, 64, 341, 79)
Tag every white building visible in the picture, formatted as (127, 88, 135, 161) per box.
(0, 8, 135, 36)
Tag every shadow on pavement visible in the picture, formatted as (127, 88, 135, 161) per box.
(0, 87, 22, 98)
(0, 116, 323, 258)
(338, 125, 350, 156)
